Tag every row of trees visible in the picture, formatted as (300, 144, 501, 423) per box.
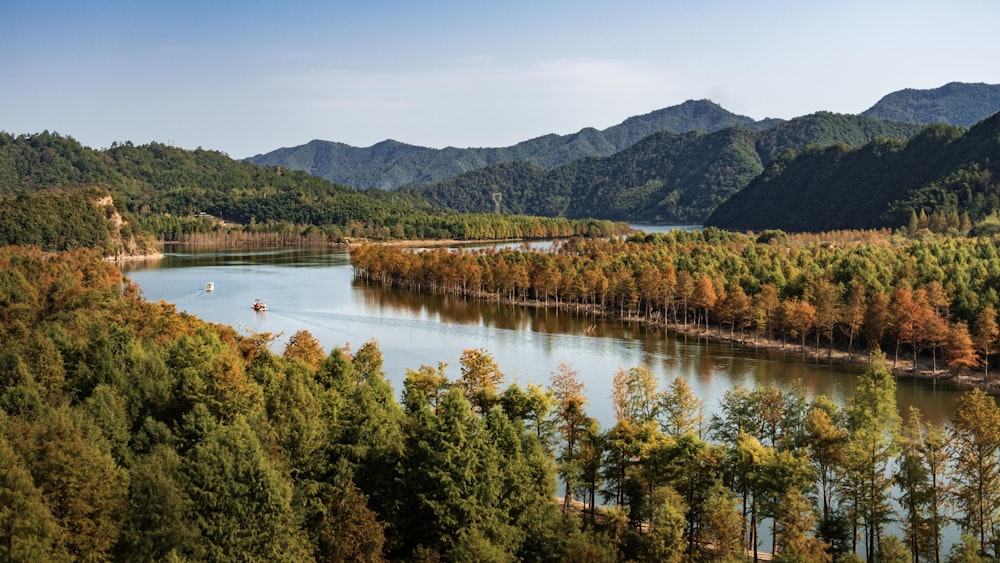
(2, 246, 1000, 560)
(351, 228, 1000, 376)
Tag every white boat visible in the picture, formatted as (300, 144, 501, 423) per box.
(252, 298, 268, 312)
(205, 282, 215, 292)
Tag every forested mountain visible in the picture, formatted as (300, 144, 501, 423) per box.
(705, 112, 1000, 232)
(246, 100, 779, 189)
(404, 113, 922, 223)
(862, 82, 1000, 127)
(0, 131, 627, 250)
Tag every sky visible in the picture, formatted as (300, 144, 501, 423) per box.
(3, 0, 999, 159)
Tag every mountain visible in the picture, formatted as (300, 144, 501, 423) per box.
(861, 82, 1000, 127)
(403, 113, 923, 223)
(246, 100, 780, 189)
(704, 112, 1000, 232)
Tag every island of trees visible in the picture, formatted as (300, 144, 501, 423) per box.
(351, 228, 1000, 385)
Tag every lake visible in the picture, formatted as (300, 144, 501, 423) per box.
(120, 244, 965, 429)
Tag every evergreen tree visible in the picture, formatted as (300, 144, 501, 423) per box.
(949, 388, 1000, 558)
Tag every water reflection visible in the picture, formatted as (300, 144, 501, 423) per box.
(123, 247, 965, 429)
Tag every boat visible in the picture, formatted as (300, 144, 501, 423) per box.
(205, 282, 215, 292)
(251, 298, 268, 312)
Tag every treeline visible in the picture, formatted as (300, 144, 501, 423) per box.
(352, 228, 1000, 376)
(3, 246, 1000, 561)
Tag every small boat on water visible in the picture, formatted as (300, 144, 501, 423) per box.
(252, 298, 268, 312)
(205, 282, 215, 292)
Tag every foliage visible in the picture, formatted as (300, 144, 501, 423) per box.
(0, 131, 629, 247)
(4, 244, 1000, 561)
(707, 113, 1000, 232)
(405, 112, 920, 223)
(860, 81, 1000, 127)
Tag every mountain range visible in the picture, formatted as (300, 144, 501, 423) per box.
(248, 82, 1000, 194)
(247, 99, 781, 190)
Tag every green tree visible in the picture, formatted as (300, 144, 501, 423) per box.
(0, 434, 71, 562)
(644, 486, 688, 563)
(842, 350, 901, 560)
(18, 407, 128, 562)
(182, 413, 311, 562)
(949, 388, 1000, 558)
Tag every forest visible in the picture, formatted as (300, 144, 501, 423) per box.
(0, 131, 629, 255)
(351, 228, 1000, 380)
(4, 235, 1000, 561)
(401, 113, 921, 224)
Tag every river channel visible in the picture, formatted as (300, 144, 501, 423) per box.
(120, 244, 966, 429)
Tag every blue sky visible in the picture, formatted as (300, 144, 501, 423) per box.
(3, 1, 998, 158)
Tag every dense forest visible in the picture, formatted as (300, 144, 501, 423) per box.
(705, 113, 1000, 233)
(861, 82, 1000, 127)
(401, 113, 922, 223)
(351, 227, 1000, 378)
(3, 245, 1000, 562)
(0, 131, 629, 254)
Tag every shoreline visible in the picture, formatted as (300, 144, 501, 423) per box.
(462, 292, 1000, 396)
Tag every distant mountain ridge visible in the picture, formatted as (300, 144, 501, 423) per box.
(402, 113, 923, 223)
(247, 100, 780, 189)
(248, 83, 1000, 195)
(861, 82, 1000, 127)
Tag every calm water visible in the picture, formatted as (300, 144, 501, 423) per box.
(120, 246, 965, 428)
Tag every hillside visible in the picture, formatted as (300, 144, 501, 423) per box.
(704, 113, 1000, 232)
(246, 99, 779, 189)
(0, 132, 628, 249)
(861, 82, 1000, 126)
(404, 113, 923, 223)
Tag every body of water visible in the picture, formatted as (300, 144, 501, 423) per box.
(121, 246, 964, 429)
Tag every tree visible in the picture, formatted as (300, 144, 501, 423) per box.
(949, 388, 1000, 558)
(842, 350, 900, 560)
(693, 274, 719, 331)
(283, 329, 325, 370)
(182, 414, 311, 562)
(841, 279, 867, 361)
(18, 407, 129, 562)
(972, 305, 999, 379)
(550, 362, 590, 513)
(808, 277, 841, 358)
(946, 321, 980, 376)
(458, 348, 505, 413)
(117, 444, 200, 561)
(896, 407, 936, 563)
(774, 488, 832, 563)
(658, 376, 703, 438)
(0, 434, 71, 562)
(805, 399, 847, 522)
(644, 486, 688, 563)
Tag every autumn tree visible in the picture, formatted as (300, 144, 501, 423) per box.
(458, 348, 505, 413)
(283, 329, 325, 370)
(550, 362, 590, 513)
(972, 305, 999, 379)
